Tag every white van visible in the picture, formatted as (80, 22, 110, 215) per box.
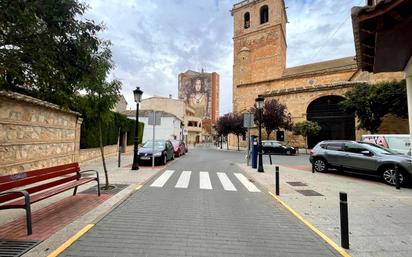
(361, 134, 411, 155)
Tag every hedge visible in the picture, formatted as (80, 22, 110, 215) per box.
(80, 112, 144, 149)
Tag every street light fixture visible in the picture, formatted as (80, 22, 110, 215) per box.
(255, 95, 264, 173)
(131, 87, 143, 170)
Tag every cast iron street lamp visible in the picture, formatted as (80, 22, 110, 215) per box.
(131, 87, 143, 170)
(256, 95, 264, 172)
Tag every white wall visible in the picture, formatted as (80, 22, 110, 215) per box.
(139, 117, 182, 144)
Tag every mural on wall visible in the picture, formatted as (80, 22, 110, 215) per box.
(179, 73, 212, 119)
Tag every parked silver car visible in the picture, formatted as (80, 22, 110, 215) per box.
(309, 140, 412, 186)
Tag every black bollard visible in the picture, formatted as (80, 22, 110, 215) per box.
(395, 164, 400, 190)
(269, 154, 273, 165)
(275, 166, 279, 196)
(312, 161, 315, 173)
(339, 192, 349, 249)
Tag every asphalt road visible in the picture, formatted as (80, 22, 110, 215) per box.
(61, 149, 339, 257)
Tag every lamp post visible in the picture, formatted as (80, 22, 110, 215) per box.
(256, 95, 265, 172)
(131, 87, 143, 170)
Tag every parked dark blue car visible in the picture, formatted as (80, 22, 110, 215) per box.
(138, 140, 174, 165)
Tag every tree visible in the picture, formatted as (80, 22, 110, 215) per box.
(0, 0, 104, 109)
(340, 80, 407, 133)
(1, 0, 121, 189)
(230, 113, 247, 151)
(216, 114, 232, 150)
(77, 43, 121, 190)
(251, 99, 292, 139)
(292, 121, 321, 152)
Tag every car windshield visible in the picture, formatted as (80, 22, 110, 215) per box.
(142, 141, 165, 150)
(361, 142, 398, 155)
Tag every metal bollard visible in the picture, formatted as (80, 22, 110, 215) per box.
(275, 166, 279, 196)
(312, 161, 315, 173)
(395, 164, 400, 190)
(269, 154, 273, 165)
(339, 192, 349, 249)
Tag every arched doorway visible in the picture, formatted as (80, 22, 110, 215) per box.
(306, 95, 355, 148)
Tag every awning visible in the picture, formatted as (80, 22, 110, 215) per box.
(351, 0, 412, 73)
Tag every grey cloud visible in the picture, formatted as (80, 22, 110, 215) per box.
(86, 0, 360, 114)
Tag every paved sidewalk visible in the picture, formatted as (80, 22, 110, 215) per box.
(238, 162, 412, 257)
(59, 149, 341, 257)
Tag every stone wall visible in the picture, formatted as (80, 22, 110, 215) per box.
(0, 91, 82, 176)
(79, 145, 118, 164)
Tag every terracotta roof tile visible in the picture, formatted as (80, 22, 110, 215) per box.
(283, 57, 357, 77)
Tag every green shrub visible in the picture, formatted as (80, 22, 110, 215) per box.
(80, 112, 144, 149)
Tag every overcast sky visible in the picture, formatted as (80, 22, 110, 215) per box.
(85, 0, 364, 114)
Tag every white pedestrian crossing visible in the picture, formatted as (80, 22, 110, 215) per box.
(150, 170, 175, 187)
(149, 170, 260, 193)
(199, 171, 212, 190)
(233, 173, 261, 192)
(175, 171, 191, 188)
(217, 172, 237, 191)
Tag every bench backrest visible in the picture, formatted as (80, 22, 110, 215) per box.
(0, 163, 80, 203)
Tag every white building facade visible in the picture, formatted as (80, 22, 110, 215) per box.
(125, 110, 183, 144)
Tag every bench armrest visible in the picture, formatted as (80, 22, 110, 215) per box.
(79, 170, 100, 180)
(0, 190, 30, 204)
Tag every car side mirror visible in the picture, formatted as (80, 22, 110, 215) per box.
(361, 150, 373, 156)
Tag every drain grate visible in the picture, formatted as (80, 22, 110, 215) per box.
(287, 181, 308, 187)
(296, 189, 323, 196)
(0, 240, 40, 257)
(80, 184, 128, 195)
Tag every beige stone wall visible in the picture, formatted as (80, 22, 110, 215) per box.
(79, 145, 118, 164)
(234, 70, 356, 113)
(0, 92, 82, 176)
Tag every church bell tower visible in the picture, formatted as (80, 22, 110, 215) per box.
(231, 0, 287, 111)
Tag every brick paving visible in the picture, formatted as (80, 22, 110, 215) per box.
(0, 193, 110, 241)
(60, 149, 340, 257)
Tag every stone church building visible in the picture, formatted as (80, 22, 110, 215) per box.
(231, 0, 408, 148)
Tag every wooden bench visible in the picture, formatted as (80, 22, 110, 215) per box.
(0, 163, 100, 235)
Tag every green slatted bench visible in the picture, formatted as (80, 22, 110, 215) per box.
(0, 163, 100, 235)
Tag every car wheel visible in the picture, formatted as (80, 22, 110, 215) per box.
(286, 150, 291, 155)
(313, 158, 328, 172)
(162, 154, 167, 165)
(381, 166, 407, 186)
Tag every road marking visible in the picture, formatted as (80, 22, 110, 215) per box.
(175, 171, 191, 188)
(199, 171, 212, 190)
(150, 170, 174, 187)
(268, 192, 351, 257)
(234, 173, 260, 192)
(217, 172, 237, 191)
(47, 224, 94, 257)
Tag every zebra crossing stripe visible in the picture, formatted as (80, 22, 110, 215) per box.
(217, 172, 237, 191)
(234, 173, 260, 192)
(175, 171, 191, 188)
(150, 170, 175, 187)
(199, 171, 212, 190)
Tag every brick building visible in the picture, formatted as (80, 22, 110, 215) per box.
(231, 0, 408, 148)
